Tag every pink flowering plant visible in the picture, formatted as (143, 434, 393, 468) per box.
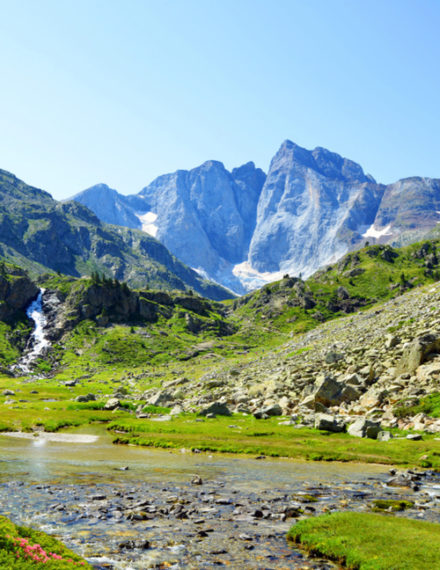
(0, 516, 91, 568)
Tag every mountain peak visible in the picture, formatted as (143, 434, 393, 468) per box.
(72, 183, 120, 199)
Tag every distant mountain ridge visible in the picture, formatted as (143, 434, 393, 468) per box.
(72, 140, 440, 294)
(0, 169, 232, 300)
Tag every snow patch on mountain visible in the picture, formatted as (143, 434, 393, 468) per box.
(232, 261, 284, 291)
(136, 211, 158, 237)
(362, 223, 393, 239)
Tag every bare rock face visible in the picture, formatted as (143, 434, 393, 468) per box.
(72, 141, 440, 294)
(0, 267, 39, 321)
(248, 141, 383, 277)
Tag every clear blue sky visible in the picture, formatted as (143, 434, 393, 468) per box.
(1, 0, 439, 200)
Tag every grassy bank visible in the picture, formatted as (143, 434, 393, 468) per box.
(287, 512, 440, 569)
(0, 515, 91, 568)
(1, 371, 439, 468)
(108, 414, 440, 468)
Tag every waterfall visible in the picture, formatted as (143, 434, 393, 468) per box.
(15, 288, 51, 373)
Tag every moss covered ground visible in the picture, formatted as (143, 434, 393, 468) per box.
(287, 512, 440, 569)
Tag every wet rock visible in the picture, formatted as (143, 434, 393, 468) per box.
(90, 493, 107, 500)
(118, 540, 137, 550)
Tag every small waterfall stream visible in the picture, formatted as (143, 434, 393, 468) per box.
(15, 288, 51, 373)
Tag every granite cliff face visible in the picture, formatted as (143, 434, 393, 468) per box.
(138, 161, 265, 291)
(72, 141, 440, 293)
(247, 141, 384, 278)
(74, 160, 266, 293)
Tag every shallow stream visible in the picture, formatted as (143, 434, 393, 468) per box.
(0, 428, 438, 569)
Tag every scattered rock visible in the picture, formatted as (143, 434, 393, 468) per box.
(104, 397, 120, 410)
(347, 418, 381, 439)
(199, 402, 231, 417)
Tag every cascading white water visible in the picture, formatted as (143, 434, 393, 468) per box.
(15, 288, 51, 373)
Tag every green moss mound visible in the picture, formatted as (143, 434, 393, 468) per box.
(288, 512, 440, 569)
(0, 515, 91, 568)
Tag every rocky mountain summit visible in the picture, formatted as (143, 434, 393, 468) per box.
(72, 140, 440, 294)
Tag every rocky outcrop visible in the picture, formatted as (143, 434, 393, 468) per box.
(0, 266, 39, 321)
(46, 280, 235, 340)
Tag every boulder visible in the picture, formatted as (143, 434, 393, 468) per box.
(325, 352, 344, 364)
(313, 375, 360, 407)
(75, 393, 96, 403)
(314, 413, 346, 433)
(359, 388, 387, 410)
(347, 418, 381, 439)
(313, 375, 342, 406)
(104, 397, 120, 410)
(299, 395, 316, 410)
(199, 402, 231, 417)
(261, 403, 283, 417)
(148, 390, 174, 407)
(396, 334, 440, 375)
(377, 430, 392, 441)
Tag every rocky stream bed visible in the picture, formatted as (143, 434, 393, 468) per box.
(1, 433, 440, 569)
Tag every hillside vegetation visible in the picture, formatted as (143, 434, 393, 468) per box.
(0, 239, 439, 466)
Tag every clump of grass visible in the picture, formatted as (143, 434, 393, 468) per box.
(288, 512, 440, 569)
(371, 499, 414, 512)
(394, 392, 440, 419)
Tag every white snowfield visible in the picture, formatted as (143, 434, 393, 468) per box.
(136, 211, 158, 237)
(362, 223, 393, 239)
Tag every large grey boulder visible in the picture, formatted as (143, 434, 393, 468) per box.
(314, 413, 346, 433)
(348, 418, 381, 439)
(104, 397, 120, 410)
(148, 390, 174, 407)
(199, 402, 231, 417)
(396, 334, 440, 375)
(313, 375, 361, 407)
